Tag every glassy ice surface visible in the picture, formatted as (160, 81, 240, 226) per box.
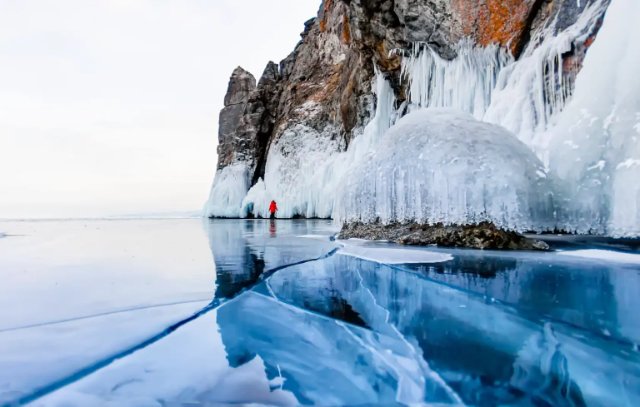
(0, 219, 639, 406)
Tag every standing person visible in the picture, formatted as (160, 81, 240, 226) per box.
(269, 200, 278, 219)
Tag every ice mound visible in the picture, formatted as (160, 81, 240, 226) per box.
(334, 109, 554, 232)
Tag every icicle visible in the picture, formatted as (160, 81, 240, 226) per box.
(400, 0, 608, 154)
(401, 39, 511, 120)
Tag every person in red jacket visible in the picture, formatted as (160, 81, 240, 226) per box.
(269, 200, 278, 219)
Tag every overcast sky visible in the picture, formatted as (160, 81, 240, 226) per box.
(0, 0, 319, 219)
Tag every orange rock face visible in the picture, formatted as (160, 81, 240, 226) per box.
(452, 0, 539, 55)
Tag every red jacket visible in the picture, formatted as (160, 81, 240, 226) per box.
(269, 201, 278, 214)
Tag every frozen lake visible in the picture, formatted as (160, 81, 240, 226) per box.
(0, 219, 639, 406)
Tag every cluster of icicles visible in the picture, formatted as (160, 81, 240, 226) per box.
(391, 0, 640, 236)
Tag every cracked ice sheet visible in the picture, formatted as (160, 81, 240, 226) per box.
(558, 249, 640, 264)
(0, 220, 218, 405)
(267, 254, 640, 406)
(0, 301, 210, 406)
(0, 219, 342, 405)
(337, 239, 453, 264)
(0, 220, 217, 330)
(30, 307, 299, 407)
(31, 292, 444, 406)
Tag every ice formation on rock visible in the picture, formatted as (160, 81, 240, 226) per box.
(334, 109, 554, 231)
(401, 0, 608, 152)
(208, 0, 640, 236)
(240, 73, 396, 219)
(401, 40, 512, 120)
(205, 164, 250, 218)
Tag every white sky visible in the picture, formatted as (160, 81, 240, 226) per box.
(0, 0, 319, 219)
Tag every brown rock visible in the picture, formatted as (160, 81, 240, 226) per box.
(339, 221, 551, 251)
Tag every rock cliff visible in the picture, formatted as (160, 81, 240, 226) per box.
(207, 0, 615, 236)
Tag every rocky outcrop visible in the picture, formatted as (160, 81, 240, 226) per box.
(212, 0, 608, 185)
(216, 64, 283, 185)
(207, 0, 611, 231)
(339, 222, 550, 251)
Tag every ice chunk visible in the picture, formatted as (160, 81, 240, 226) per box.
(334, 109, 554, 231)
(338, 241, 453, 264)
(558, 249, 640, 265)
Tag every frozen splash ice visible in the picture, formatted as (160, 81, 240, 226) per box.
(484, 0, 608, 152)
(205, 163, 250, 218)
(396, 0, 640, 235)
(547, 0, 640, 236)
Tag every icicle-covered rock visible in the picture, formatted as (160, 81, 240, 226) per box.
(334, 109, 554, 231)
(240, 72, 396, 219)
(204, 0, 638, 240)
(400, 0, 609, 152)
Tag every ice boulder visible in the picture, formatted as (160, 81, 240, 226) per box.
(334, 109, 554, 232)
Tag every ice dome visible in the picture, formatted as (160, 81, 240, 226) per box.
(334, 109, 554, 231)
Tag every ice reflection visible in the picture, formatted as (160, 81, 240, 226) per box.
(407, 250, 640, 345)
(264, 254, 640, 406)
(205, 219, 337, 302)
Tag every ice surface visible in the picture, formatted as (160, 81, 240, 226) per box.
(334, 109, 554, 230)
(0, 220, 218, 405)
(32, 310, 301, 407)
(0, 300, 210, 406)
(559, 249, 640, 264)
(338, 240, 454, 264)
(268, 251, 640, 406)
(3, 219, 639, 405)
